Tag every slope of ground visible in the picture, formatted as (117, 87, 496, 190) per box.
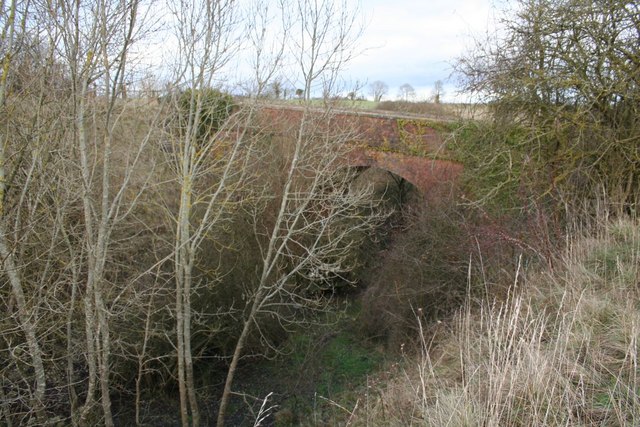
(326, 219, 640, 426)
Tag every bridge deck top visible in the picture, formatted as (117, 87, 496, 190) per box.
(230, 101, 463, 196)
(243, 101, 458, 123)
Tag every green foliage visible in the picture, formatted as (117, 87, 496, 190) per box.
(456, 0, 640, 214)
(449, 120, 532, 214)
(396, 117, 458, 158)
(185, 310, 385, 426)
(317, 332, 381, 396)
(177, 88, 234, 142)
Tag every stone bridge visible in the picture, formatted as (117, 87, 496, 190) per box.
(255, 104, 462, 198)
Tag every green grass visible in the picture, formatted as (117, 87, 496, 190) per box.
(260, 309, 384, 425)
(317, 332, 381, 396)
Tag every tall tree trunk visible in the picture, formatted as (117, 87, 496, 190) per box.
(0, 225, 47, 421)
(176, 173, 199, 426)
(0, 0, 46, 418)
(216, 315, 254, 427)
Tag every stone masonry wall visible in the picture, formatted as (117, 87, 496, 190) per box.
(254, 105, 462, 196)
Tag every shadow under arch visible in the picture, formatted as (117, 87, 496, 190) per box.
(345, 148, 463, 201)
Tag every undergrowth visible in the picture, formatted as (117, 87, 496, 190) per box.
(325, 218, 640, 426)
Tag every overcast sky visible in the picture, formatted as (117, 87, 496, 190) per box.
(143, 0, 501, 102)
(345, 0, 499, 102)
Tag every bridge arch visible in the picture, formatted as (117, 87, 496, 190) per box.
(346, 148, 462, 198)
(251, 105, 463, 199)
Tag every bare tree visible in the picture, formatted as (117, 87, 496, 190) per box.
(0, 4, 49, 422)
(1, 0, 159, 425)
(164, 0, 296, 425)
(432, 80, 444, 104)
(369, 80, 388, 102)
(456, 0, 640, 213)
(43, 0, 154, 424)
(70, 4, 140, 425)
(165, 1, 245, 425)
(215, 1, 384, 425)
(398, 83, 416, 101)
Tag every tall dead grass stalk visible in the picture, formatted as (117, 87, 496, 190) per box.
(349, 219, 640, 426)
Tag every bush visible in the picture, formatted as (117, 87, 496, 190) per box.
(176, 88, 234, 142)
(456, 0, 640, 215)
(358, 200, 472, 349)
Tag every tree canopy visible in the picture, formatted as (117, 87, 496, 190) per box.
(456, 0, 640, 213)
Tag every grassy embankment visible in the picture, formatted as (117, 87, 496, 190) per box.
(312, 217, 640, 426)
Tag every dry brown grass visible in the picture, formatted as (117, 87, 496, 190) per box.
(374, 101, 490, 121)
(343, 218, 640, 426)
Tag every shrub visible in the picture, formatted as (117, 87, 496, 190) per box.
(456, 0, 640, 215)
(176, 88, 234, 142)
(358, 200, 472, 349)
